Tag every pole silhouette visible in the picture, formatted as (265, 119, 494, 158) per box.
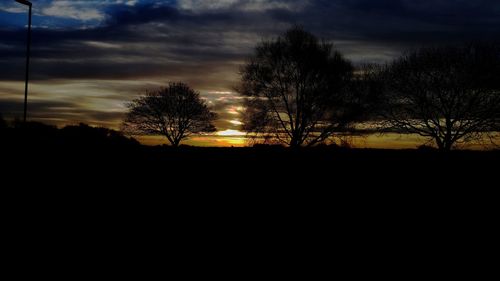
(16, 0, 32, 123)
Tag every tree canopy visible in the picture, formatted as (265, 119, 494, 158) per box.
(123, 83, 217, 147)
(380, 44, 500, 151)
(239, 27, 364, 147)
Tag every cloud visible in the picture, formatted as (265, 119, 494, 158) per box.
(0, 6, 25, 14)
(3, 0, 500, 83)
(41, 1, 105, 21)
(178, 0, 310, 12)
(0, 79, 162, 128)
(2, 0, 500, 135)
(0, 0, 141, 24)
(84, 41, 123, 49)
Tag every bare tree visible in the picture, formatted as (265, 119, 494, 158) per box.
(123, 83, 217, 147)
(380, 44, 500, 151)
(349, 63, 387, 122)
(238, 26, 361, 147)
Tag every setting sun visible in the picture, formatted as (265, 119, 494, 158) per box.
(216, 129, 246, 136)
(229, 120, 243, 125)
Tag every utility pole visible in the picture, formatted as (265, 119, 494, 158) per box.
(15, 0, 32, 123)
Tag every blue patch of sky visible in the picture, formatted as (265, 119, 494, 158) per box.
(1, 0, 178, 29)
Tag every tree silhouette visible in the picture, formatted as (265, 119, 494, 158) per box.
(380, 44, 500, 151)
(238, 27, 360, 147)
(348, 64, 387, 124)
(62, 123, 140, 148)
(123, 83, 217, 147)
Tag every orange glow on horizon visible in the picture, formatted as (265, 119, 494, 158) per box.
(130, 133, 493, 150)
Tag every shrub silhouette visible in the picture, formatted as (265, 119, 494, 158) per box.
(60, 123, 140, 148)
(0, 121, 138, 149)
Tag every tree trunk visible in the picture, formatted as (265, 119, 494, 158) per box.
(435, 137, 452, 152)
(443, 140, 453, 152)
(443, 119, 453, 152)
(171, 140, 180, 147)
(435, 138, 445, 151)
(289, 137, 301, 149)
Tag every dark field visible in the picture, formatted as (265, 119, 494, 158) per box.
(2, 124, 497, 247)
(1, 123, 498, 188)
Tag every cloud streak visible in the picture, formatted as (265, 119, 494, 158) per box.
(1, 0, 500, 145)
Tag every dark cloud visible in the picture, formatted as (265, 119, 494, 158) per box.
(105, 3, 182, 26)
(2, 0, 500, 137)
(2, 0, 500, 82)
(296, 0, 500, 49)
(0, 99, 124, 127)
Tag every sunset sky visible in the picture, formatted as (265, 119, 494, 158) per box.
(2, 0, 500, 147)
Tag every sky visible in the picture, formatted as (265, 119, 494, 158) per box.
(1, 0, 500, 147)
